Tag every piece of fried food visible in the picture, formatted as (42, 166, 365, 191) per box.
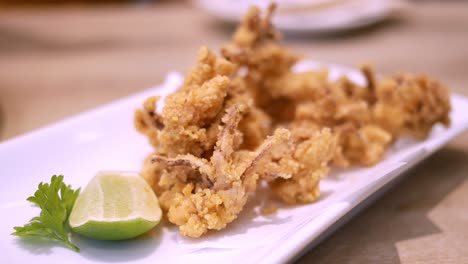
(135, 46, 274, 157)
(221, 3, 298, 114)
(228, 76, 274, 150)
(136, 44, 336, 236)
(221, 5, 451, 168)
(220, 4, 388, 167)
(150, 106, 291, 237)
(266, 122, 336, 204)
(135, 45, 319, 236)
(372, 73, 451, 139)
(135, 3, 452, 238)
(135, 46, 234, 157)
(288, 69, 392, 167)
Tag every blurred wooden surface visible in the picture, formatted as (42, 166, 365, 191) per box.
(1, 1, 467, 263)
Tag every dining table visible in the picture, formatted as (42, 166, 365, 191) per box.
(1, 1, 467, 263)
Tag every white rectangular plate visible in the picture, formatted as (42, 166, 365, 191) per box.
(2, 62, 467, 264)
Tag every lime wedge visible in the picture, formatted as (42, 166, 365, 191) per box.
(69, 171, 162, 240)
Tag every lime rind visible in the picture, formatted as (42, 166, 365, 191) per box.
(69, 171, 162, 240)
(71, 218, 160, 240)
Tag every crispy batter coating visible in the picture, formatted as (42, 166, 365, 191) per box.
(333, 123, 392, 167)
(135, 3, 452, 238)
(221, 4, 298, 111)
(267, 125, 336, 204)
(220, 4, 390, 167)
(151, 106, 291, 237)
(372, 73, 451, 139)
(221, 7, 450, 166)
(284, 69, 392, 166)
(227, 76, 273, 150)
(135, 46, 234, 157)
(221, 4, 296, 79)
(136, 42, 335, 236)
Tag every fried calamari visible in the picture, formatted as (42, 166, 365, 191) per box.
(266, 124, 336, 204)
(135, 46, 335, 237)
(372, 73, 451, 139)
(135, 46, 234, 157)
(135, 3, 451, 238)
(221, 6, 450, 167)
(148, 106, 291, 237)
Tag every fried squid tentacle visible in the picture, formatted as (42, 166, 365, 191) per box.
(150, 106, 292, 237)
(135, 3, 452, 239)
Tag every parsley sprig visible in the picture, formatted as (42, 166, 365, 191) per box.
(12, 175, 81, 252)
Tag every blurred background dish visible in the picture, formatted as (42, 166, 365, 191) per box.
(194, 0, 409, 33)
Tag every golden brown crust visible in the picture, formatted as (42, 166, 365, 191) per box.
(135, 47, 234, 157)
(134, 3, 451, 238)
(267, 127, 336, 204)
(372, 73, 451, 139)
(150, 107, 293, 237)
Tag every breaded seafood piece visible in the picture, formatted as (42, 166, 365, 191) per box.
(372, 73, 451, 139)
(151, 106, 291, 237)
(221, 4, 298, 110)
(135, 46, 235, 157)
(134, 3, 453, 237)
(266, 123, 336, 204)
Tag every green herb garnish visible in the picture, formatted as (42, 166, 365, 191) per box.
(12, 175, 81, 252)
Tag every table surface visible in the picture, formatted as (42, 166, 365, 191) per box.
(1, 2, 467, 263)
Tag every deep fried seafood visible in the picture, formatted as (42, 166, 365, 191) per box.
(150, 106, 291, 237)
(287, 70, 392, 166)
(135, 3, 452, 238)
(226, 77, 273, 150)
(220, 4, 391, 167)
(221, 4, 298, 111)
(136, 44, 336, 236)
(266, 125, 336, 204)
(135, 46, 272, 157)
(333, 123, 392, 167)
(372, 73, 451, 139)
(222, 6, 450, 167)
(221, 4, 297, 81)
(135, 46, 234, 157)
